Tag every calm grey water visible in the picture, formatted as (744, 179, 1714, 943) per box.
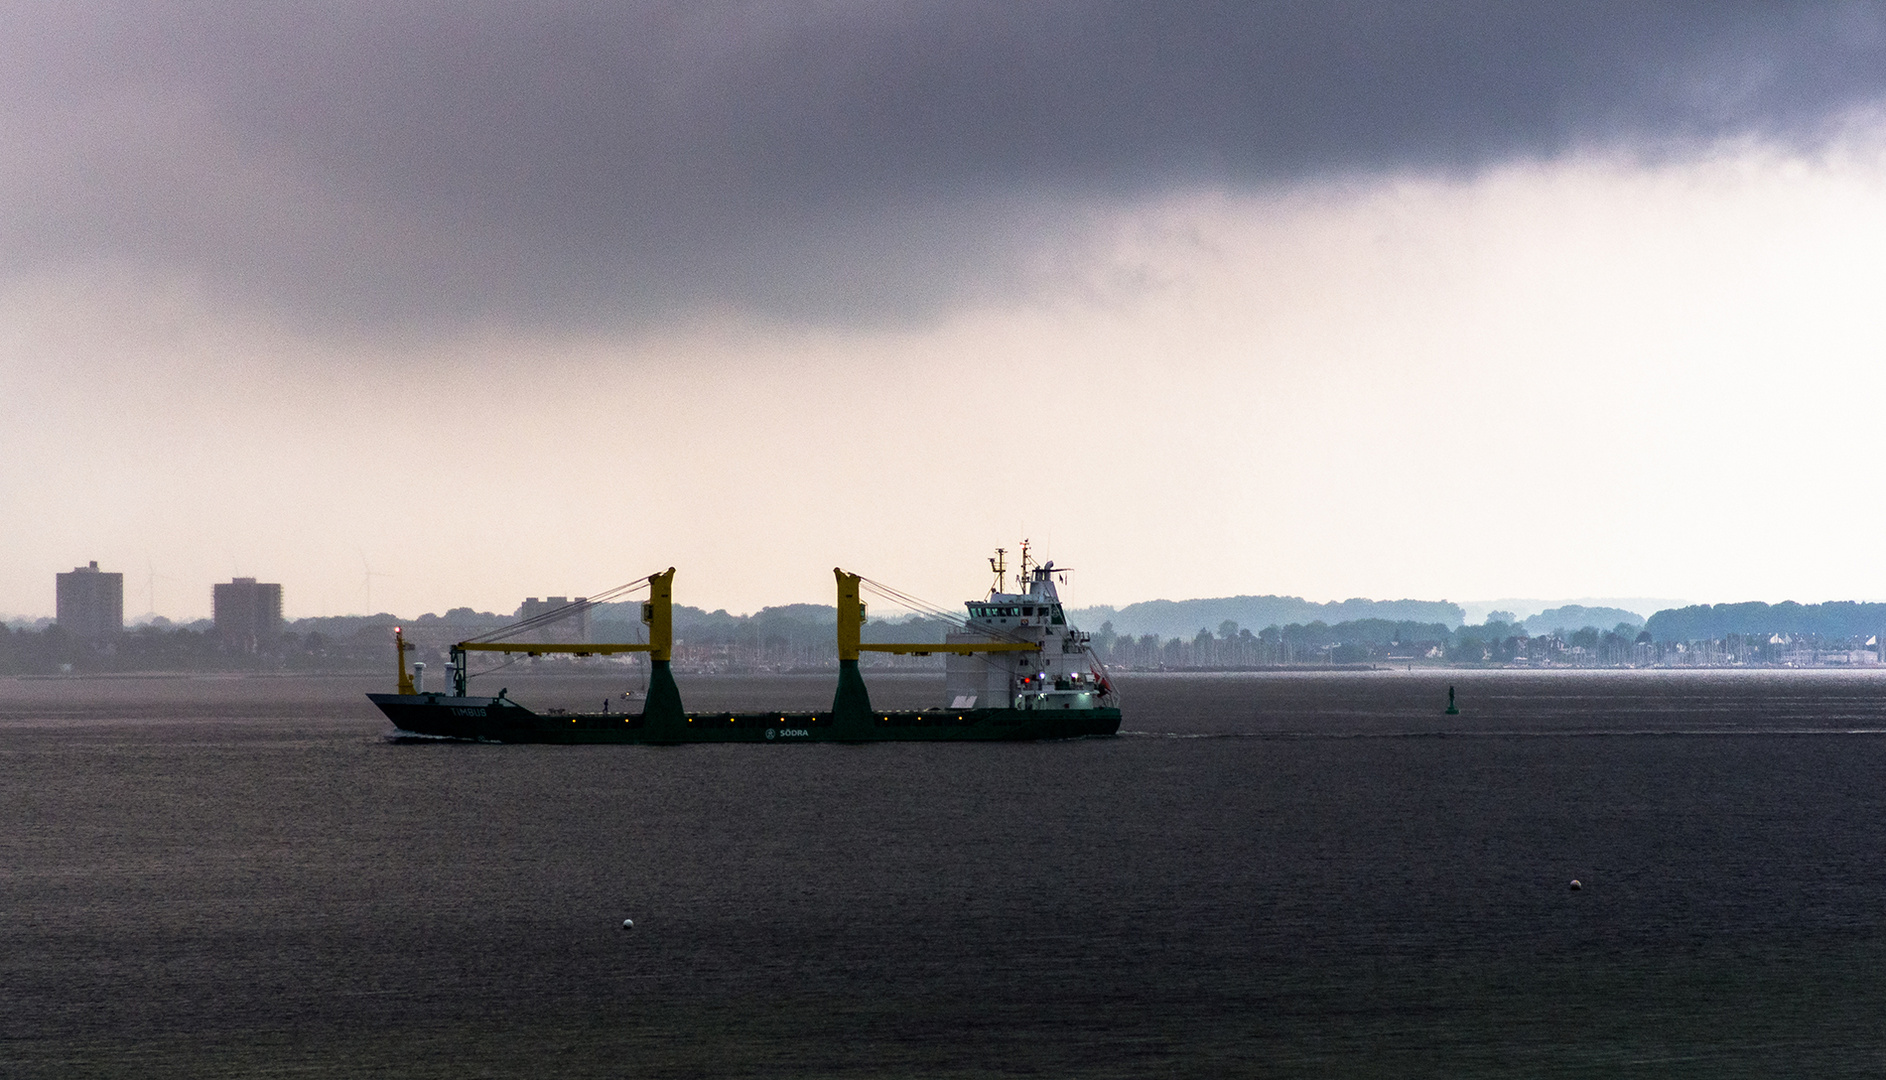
(3, 670, 1885, 1077)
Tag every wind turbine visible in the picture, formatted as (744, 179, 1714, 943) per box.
(360, 551, 394, 615)
(143, 558, 176, 622)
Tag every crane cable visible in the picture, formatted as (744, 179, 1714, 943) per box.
(462, 574, 654, 682)
(854, 576, 1033, 647)
(465, 575, 654, 645)
(855, 574, 1117, 702)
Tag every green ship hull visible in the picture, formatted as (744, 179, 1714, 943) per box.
(368, 692, 1121, 744)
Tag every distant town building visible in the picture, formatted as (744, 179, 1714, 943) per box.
(517, 595, 589, 641)
(55, 561, 123, 638)
(214, 577, 284, 650)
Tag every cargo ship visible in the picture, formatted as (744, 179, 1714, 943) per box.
(367, 547, 1121, 743)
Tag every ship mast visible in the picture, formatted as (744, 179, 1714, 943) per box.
(988, 547, 1007, 597)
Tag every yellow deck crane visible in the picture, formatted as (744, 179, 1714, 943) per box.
(831, 568, 1039, 726)
(393, 568, 686, 725)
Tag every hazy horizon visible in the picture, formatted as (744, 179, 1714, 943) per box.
(10, 5, 1886, 619)
(3, 572, 1846, 628)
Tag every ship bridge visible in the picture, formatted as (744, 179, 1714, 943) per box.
(944, 553, 1098, 710)
(836, 544, 1106, 714)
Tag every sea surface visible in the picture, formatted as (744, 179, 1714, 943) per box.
(4, 669, 1886, 1077)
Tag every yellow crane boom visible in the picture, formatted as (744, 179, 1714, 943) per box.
(455, 642, 654, 657)
(834, 569, 1040, 659)
(419, 568, 677, 698)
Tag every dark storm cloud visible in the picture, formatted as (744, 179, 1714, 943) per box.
(6, 1, 1886, 332)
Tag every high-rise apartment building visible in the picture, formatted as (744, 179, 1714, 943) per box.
(214, 577, 284, 650)
(55, 561, 124, 638)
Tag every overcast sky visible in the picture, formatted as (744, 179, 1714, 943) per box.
(7, 2, 1886, 620)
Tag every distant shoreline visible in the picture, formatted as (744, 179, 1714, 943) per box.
(13, 664, 1886, 681)
(11, 670, 382, 681)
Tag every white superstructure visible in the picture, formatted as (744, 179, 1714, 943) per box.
(942, 545, 1109, 710)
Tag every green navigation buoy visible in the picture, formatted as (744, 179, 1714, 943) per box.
(1445, 684, 1459, 715)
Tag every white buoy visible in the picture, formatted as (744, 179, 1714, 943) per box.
(621, 918, 635, 929)
(1569, 879, 1582, 891)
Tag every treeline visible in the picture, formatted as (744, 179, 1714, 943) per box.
(1521, 605, 1644, 635)
(1092, 618, 1454, 667)
(1644, 601, 1886, 643)
(1089, 618, 1647, 668)
(0, 621, 400, 676)
(1070, 595, 1466, 642)
(11, 598, 1885, 676)
(1090, 617, 1886, 669)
